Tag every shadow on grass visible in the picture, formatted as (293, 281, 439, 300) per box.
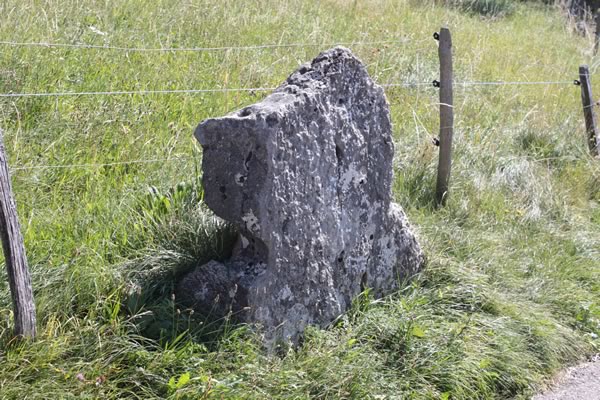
(122, 246, 248, 350)
(119, 180, 242, 349)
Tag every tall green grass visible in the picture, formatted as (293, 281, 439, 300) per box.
(0, 0, 599, 398)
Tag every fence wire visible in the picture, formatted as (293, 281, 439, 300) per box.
(0, 80, 581, 98)
(0, 87, 276, 98)
(9, 156, 191, 171)
(455, 80, 576, 86)
(0, 38, 416, 52)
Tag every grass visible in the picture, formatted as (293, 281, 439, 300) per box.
(443, 0, 517, 18)
(0, 0, 599, 398)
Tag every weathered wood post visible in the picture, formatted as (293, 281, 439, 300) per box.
(578, 65, 599, 156)
(435, 27, 454, 207)
(0, 129, 36, 338)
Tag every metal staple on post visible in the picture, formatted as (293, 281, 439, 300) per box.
(578, 65, 599, 156)
(0, 129, 36, 338)
(434, 27, 454, 207)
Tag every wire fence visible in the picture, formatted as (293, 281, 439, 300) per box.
(0, 34, 593, 174)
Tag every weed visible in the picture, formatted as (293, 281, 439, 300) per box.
(0, 0, 598, 399)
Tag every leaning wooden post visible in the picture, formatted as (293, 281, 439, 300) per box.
(435, 27, 454, 207)
(0, 129, 36, 338)
(578, 65, 599, 157)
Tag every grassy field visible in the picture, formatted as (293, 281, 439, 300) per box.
(0, 0, 599, 398)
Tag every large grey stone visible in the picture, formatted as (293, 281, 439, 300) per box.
(178, 47, 424, 346)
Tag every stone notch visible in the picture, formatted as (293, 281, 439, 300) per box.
(178, 47, 424, 346)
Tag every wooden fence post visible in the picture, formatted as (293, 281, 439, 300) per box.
(435, 27, 454, 207)
(578, 65, 599, 157)
(0, 129, 36, 338)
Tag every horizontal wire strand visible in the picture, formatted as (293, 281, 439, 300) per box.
(10, 156, 190, 171)
(0, 80, 579, 98)
(0, 87, 276, 98)
(0, 38, 414, 52)
(456, 80, 576, 86)
(0, 83, 436, 97)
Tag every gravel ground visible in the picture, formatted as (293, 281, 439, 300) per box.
(532, 356, 600, 400)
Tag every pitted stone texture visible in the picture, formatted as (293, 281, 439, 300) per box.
(181, 47, 424, 345)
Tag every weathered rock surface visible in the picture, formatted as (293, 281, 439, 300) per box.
(178, 47, 424, 346)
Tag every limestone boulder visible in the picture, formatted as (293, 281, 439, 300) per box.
(178, 47, 424, 346)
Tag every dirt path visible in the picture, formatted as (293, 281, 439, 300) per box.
(532, 356, 600, 400)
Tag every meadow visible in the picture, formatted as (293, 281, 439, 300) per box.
(0, 0, 599, 398)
